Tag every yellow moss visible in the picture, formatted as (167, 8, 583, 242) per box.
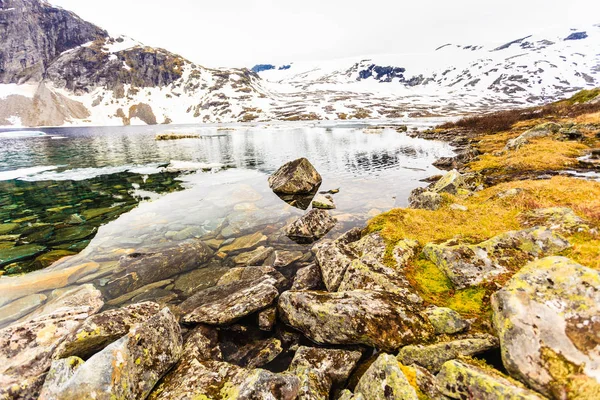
(470, 138, 587, 173)
(445, 287, 486, 315)
(560, 232, 600, 270)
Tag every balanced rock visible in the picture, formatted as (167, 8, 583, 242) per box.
(437, 359, 545, 399)
(423, 227, 570, 289)
(492, 256, 600, 399)
(42, 308, 182, 400)
(354, 354, 418, 400)
(268, 158, 322, 195)
(278, 290, 433, 352)
(397, 334, 499, 373)
(285, 209, 336, 244)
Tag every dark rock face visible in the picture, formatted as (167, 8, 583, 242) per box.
(564, 31, 588, 41)
(357, 64, 407, 82)
(0, 0, 108, 84)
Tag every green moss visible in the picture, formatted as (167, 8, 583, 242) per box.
(561, 88, 600, 105)
(446, 287, 486, 314)
(411, 258, 453, 295)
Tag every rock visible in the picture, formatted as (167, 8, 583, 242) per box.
(519, 207, 590, 234)
(19, 284, 104, 323)
(216, 265, 287, 289)
(437, 359, 545, 399)
(424, 307, 470, 335)
(278, 290, 433, 352)
(221, 333, 282, 369)
(0, 285, 104, 400)
(43, 308, 182, 399)
(289, 346, 363, 386)
(314, 239, 358, 292)
(591, 148, 600, 159)
(397, 334, 499, 373)
(348, 232, 387, 263)
(53, 301, 161, 359)
(148, 360, 300, 400)
(292, 264, 323, 291)
(289, 366, 331, 400)
(104, 240, 213, 299)
(506, 122, 562, 150)
(183, 324, 223, 362)
(338, 390, 363, 400)
(392, 239, 420, 268)
(285, 209, 337, 244)
(0, 293, 47, 329)
(406, 364, 448, 400)
(337, 259, 422, 303)
(494, 187, 524, 199)
(181, 277, 279, 325)
(312, 194, 336, 210)
(39, 357, 85, 400)
(432, 169, 466, 195)
(268, 157, 322, 195)
(268, 250, 305, 268)
(172, 266, 229, 295)
(32, 250, 76, 270)
(492, 256, 600, 398)
(232, 246, 274, 266)
(258, 306, 277, 331)
(354, 354, 418, 400)
(408, 188, 444, 210)
(0, 223, 19, 235)
(0, 244, 47, 268)
(423, 227, 570, 289)
(105, 279, 173, 306)
(450, 203, 468, 211)
(220, 231, 267, 253)
(48, 225, 96, 245)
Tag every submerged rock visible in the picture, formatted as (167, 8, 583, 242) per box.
(53, 301, 161, 359)
(423, 227, 570, 289)
(312, 194, 336, 210)
(181, 277, 279, 325)
(437, 359, 545, 399)
(0, 293, 47, 329)
(44, 308, 182, 400)
(0, 243, 47, 268)
(0, 284, 104, 400)
(220, 231, 267, 253)
(278, 290, 433, 352)
(285, 209, 337, 244)
(268, 157, 322, 195)
(397, 334, 499, 373)
(492, 256, 600, 398)
(232, 246, 274, 266)
(354, 354, 418, 400)
(216, 265, 287, 289)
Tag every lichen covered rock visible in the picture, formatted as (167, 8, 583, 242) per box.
(268, 158, 322, 195)
(432, 169, 466, 195)
(397, 334, 499, 373)
(408, 188, 444, 210)
(291, 264, 323, 291)
(519, 207, 590, 234)
(437, 359, 545, 399)
(314, 238, 357, 292)
(506, 122, 562, 150)
(285, 209, 336, 244)
(424, 307, 470, 335)
(289, 346, 363, 386)
(354, 354, 418, 400)
(492, 256, 600, 399)
(423, 227, 570, 289)
(278, 290, 433, 352)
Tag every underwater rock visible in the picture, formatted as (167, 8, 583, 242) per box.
(220, 231, 267, 253)
(312, 194, 336, 210)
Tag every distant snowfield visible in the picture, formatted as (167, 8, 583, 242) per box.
(1, 24, 599, 127)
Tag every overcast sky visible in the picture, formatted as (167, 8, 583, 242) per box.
(50, 0, 599, 68)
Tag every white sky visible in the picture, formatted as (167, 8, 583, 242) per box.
(50, 0, 600, 68)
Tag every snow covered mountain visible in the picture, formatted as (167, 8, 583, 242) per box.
(0, 0, 598, 127)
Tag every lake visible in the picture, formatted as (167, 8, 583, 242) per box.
(0, 120, 454, 325)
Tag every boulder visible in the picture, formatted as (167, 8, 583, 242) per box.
(278, 290, 433, 352)
(268, 158, 322, 195)
(397, 334, 499, 373)
(149, 360, 300, 400)
(268, 250, 305, 268)
(181, 277, 279, 325)
(289, 366, 331, 400)
(424, 307, 470, 335)
(53, 301, 161, 359)
(354, 354, 418, 400)
(289, 346, 363, 386)
(432, 169, 466, 195)
(492, 256, 600, 398)
(104, 240, 213, 299)
(291, 264, 323, 291)
(437, 359, 545, 399)
(285, 209, 336, 244)
(42, 308, 182, 400)
(0, 284, 103, 400)
(222, 335, 282, 369)
(506, 122, 562, 150)
(409, 188, 444, 210)
(423, 227, 570, 289)
(392, 239, 420, 268)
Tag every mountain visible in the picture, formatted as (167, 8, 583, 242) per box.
(0, 0, 598, 127)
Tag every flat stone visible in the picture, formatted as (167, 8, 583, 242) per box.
(269, 157, 322, 195)
(312, 194, 336, 210)
(423, 227, 570, 289)
(0, 223, 19, 235)
(48, 225, 96, 245)
(172, 266, 229, 295)
(437, 359, 545, 399)
(492, 256, 600, 398)
(221, 333, 282, 369)
(397, 334, 499, 373)
(0, 293, 47, 329)
(278, 290, 433, 352)
(43, 308, 182, 400)
(182, 277, 279, 325)
(232, 246, 274, 265)
(0, 244, 47, 267)
(53, 301, 161, 360)
(285, 209, 336, 244)
(220, 231, 267, 253)
(216, 266, 287, 289)
(269, 250, 305, 268)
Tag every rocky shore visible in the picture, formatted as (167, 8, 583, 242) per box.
(1, 90, 600, 399)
